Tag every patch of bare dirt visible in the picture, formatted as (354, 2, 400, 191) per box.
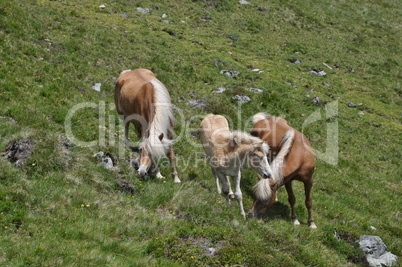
(1, 138, 36, 165)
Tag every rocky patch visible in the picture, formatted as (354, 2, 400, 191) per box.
(1, 138, 36, 166)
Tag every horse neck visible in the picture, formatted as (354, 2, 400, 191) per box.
(142, 79, 173, 160)
(227, 143, 252, 167)
(148, 79, 173, 139)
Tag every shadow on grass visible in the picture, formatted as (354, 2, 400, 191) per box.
(262, 201, 291, 223)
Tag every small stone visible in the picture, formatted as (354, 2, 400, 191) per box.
(213, 87, 227, 93)
(99, 5, 106, 8)
(232, 95, 251, 104)
(239, 0, 251, 4)
(101, 157, 113, 169)
(370, 226, 377, 230)
(187, 100, 209, 109)
(92, 83, 101, 92)
(227, 35, 238, 41)
(220, 70, 240, 78)
(207, 247, 217, 256)
(358, 111, 364, 115)
(162, 14, 168, 18)
(309, 70, 327, 76)
(312, 96, 322, 104)
(94, 151, 104, 159)
(136, 7, 149, 14)
(245, 88, 263, 93)
(347, 102, 357, 108)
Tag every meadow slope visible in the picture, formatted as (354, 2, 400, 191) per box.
(0, 0, 401, 266)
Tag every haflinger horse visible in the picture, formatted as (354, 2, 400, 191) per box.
(199, 114, 275, 219)
(248, 112, 317, 229)
(114, 68, 181, 183)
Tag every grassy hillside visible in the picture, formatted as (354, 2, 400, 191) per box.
(0, 0, 400, 266)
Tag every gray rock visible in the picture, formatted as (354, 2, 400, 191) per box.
(213, 87, 227, 93)
(101, 157, 113, 169)
(359, 235, 398, 267)
(245, 88, 263, 93)
(187, 100, 209, 109)
(312, 96, 322, 104)
(92, 83, 101, 92)
(285, 82, 297, 88)
(162, 13, 168, 18)
(136, 7, 149, 14)
(94, 152, 114, 169)
(232, 95, 251, 104)
(348, 102, 357, 108)
(309, 70, 327, 76)
(1, 138, 36, 166)
(207, 247, 217, 256)
(239, 0, 251, 4)
(220, 70, 240, 78)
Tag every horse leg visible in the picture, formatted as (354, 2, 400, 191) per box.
(211, 168, 221, 194)
(123, 117, 130, 146)
(233, 171, 246, 219)
(216, 172, 234, 202)
(304, 178, 317, 229)
(226, 176, 235, 199)
(154, 166, 164, 179)
(168, 145, 181, 183)
(285, 181, 300, 226)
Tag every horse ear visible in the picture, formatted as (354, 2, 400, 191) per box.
(158, 133, 164, 141)
(229, 136, 239, 149)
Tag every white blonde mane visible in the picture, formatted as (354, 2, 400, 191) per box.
(145, 79, 174, 160)
(230, 131, 269, 154)
(271, 129, 295, 182)
(252, 112, 270, 125)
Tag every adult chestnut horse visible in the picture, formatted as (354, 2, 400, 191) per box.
(114, 68, 180, 183)
(248, 113, 317, 228)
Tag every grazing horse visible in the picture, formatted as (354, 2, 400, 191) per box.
(199, 114, 273, 218)
(248, 113, 317, 229)
(114, 68, 180, 183)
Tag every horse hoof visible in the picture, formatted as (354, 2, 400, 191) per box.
(293, 219, 301, 226)
(156, 173, 165, 179)
(229, 193, 235, 199)
(309, 222, 317, 229)
(173, 177, 181, 183)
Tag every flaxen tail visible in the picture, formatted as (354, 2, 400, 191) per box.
(253, 129, 295, 203)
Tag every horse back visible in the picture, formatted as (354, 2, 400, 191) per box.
(252, 117, 315, 180)
(200, 114, 231, 157)
(115, 69, 157, 136)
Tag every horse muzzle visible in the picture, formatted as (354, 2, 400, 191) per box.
(137, 166, 149, 177)
(262, 172, 271, 179)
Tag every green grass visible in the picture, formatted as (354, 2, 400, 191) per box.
(0, 0, 401, 266)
